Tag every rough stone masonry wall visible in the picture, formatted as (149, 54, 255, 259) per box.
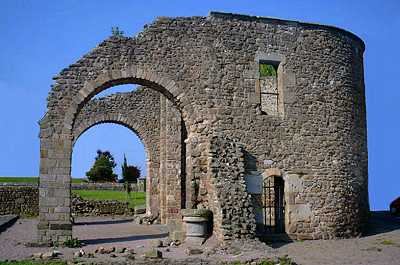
(206, 135, 256, 241)
(0, 186, 38, 216)
(159, 95, 184, 240)
(40, 11, 368, 243)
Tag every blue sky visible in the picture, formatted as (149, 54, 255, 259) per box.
(0, 0, 399, 210)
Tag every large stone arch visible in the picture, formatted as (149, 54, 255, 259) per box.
(39, 61, 187, 242)
(72, 88, 162, 217)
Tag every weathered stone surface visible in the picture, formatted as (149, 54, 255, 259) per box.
(183, 216, 209, 238)
(38, 11, 368, 243)
(0, 186, 38, 216)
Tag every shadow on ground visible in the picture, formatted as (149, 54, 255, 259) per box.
(363, 211, 400, 236)
(81, 233, 169, 245)
(73, 217, 169, 246)
(74, 218, 134, 226)
(261, 211, 400, 249)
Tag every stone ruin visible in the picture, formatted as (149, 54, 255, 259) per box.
(38, 11, 368, 243)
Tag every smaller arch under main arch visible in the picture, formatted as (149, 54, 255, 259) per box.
(72, 119, 157, 217)
(62, 64, 185, 135)
(71, 88, 163, 218)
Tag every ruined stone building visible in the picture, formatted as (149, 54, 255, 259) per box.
(38, 12, 368, 243)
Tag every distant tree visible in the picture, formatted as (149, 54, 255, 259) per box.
(86, 150, 117, 182)
(121, 155, 141, 208)
(94, 150, 116, 167)
(111, 26, 124, 37)
(121, 155, 141, 184)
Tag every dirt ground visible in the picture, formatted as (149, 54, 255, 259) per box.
(0, 212, 399, 265)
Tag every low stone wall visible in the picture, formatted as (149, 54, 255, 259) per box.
(71, 180, 146, 192)
(0, 183, 38, 187)
(71, 194, 134, 216)
(0, 180, 146, 192)
(0, 186, 137, 217)
(0, 186, 39, 216)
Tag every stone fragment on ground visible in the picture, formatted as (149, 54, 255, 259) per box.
(170, 240, 181, 247)
(163, 238, 172, 247)
(73, 249, 85, 258)
(185, 247, 204, 255)
(144, 248, 162, 259)
(116, 247, 127, 253)
(106, 246, 116, 253)
(31, 252, 43, 259)
(42, 250, 59, 259)
(32, 250, 62, 260)
(94, 246, 104, 254)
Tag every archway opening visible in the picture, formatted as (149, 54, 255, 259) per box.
(70, 123, 171, 245)
(72, 123, 148, 214)
(72, 123, 146, 181)
(72, 81, 188, 236)
(39, 70, 189, 243)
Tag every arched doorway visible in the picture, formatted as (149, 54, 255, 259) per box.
(39, 68, 189, 242)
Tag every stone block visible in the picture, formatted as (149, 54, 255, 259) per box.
(144, 248, 162, 259)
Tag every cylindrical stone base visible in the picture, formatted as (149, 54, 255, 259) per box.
(181, 209, 212, 242)
(183, 216, 208, 237)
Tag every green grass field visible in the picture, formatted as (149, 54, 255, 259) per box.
(0, 177, 86, 184)
(72, 190, 145, 208)
(0, 177, 145, 208)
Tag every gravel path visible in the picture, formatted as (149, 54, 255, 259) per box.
(274, 212, 400, 265)
(0, 212, 399, 264)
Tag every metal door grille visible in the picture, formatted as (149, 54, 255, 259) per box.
(263, 176, 285, 234)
